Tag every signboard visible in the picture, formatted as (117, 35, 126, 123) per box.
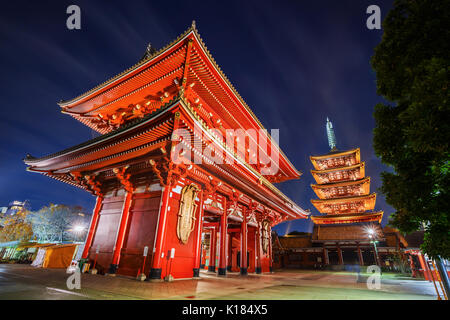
(143, 246, 149, 257)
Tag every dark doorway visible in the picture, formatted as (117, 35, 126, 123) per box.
(328, 250, 339, 264)
(342, 248, 359, 265)
(237, 251, 250, 267)
(362, 249, 376, 265)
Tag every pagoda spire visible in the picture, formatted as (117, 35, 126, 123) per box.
(326, 117, 337, 151)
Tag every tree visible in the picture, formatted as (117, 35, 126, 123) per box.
(0, 208, 33, 243)
(27, 204, 90, 243)
(371, 0, 449, 259)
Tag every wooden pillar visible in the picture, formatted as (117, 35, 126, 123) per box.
(109, 191, 133, 274)
(409, 254, 417, 278)
(422, 255, 433, 283)
(255, 221, 262, 274)
(81, 195, 103, 259)
(357, 244, 364, 266)
(337, 243, 344, 265)
(227, 232, 233, 271)
(192, 190, 204, 278)
(218, 197, 228, 276)
(150, 185, 171, 280)
(240, 211, 248, 275)
(418, 253, 431, 281)
(323, 248, 329, 265)
(208, 228, 217, 272)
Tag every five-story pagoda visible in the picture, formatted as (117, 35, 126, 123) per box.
(310, 118, 383, 225)
(308, 118, 384, 266)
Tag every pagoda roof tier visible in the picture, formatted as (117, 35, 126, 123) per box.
(311, 177, 370, 199)
(311, 211, 383, 225)
(310, 193, 376, 214)
(24, 99, 308, 221)
(311, 162, 365, 185)
(55, 22, 300, 181)
(310, 148, 360, 171)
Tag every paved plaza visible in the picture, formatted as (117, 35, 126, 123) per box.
(0, 264, 437, 300)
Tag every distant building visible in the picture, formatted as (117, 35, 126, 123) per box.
(0, 200, 30, 216)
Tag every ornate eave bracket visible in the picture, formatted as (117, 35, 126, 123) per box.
(113, 166, 134, 193)
(149, 158, 188, 187)
(70, 172, 103, 196)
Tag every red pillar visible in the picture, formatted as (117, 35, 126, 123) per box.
(218, 197, 228, 276)
(208, 228, 217, 272)
(82, 196, 103, 259)
(150, 185, 171, 280)
(422, 256, 433, 283)
(418, 253, 431, 281)
(193, 191, 204, 278)
(357, 244, 364, 266)
(337, 243, 344, 265)
(227, 232, 233, 271)
(109, 191, 133, 274)
(255, 221, 262, 274)
(240, 211, 248, 275)
(323, 248, 329, 265)
(409, 254, 417, 278)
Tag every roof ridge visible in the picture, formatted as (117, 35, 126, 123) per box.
(58, 24, 196, 107)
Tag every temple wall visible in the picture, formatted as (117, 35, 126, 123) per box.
(118, 191, 161, 277)
(89, 194, 124, 274)
(160, 177, 202, 279)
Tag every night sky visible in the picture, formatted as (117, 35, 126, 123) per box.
(0, 0, 394, 234)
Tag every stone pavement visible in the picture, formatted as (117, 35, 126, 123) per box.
(0, 264, 438, 300)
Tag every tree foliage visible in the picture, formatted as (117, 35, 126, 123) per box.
(26, 203, 89, 243)
(371, 0, 450, 258)
(0, 208, 33, 242)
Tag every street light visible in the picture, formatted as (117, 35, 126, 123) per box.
(367, 227, 380, 268)
(73, 225, 85, 233)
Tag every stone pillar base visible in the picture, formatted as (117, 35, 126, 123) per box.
(193, 268, 200, 278)
(108, 264, 118, 274)
(240, 267, 248, 275)
(137, 273, 146, 281)
(218, 268, 227, 276)
(149, 268, 162, 280)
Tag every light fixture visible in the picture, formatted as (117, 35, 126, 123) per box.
(73, 225, 85, 233)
